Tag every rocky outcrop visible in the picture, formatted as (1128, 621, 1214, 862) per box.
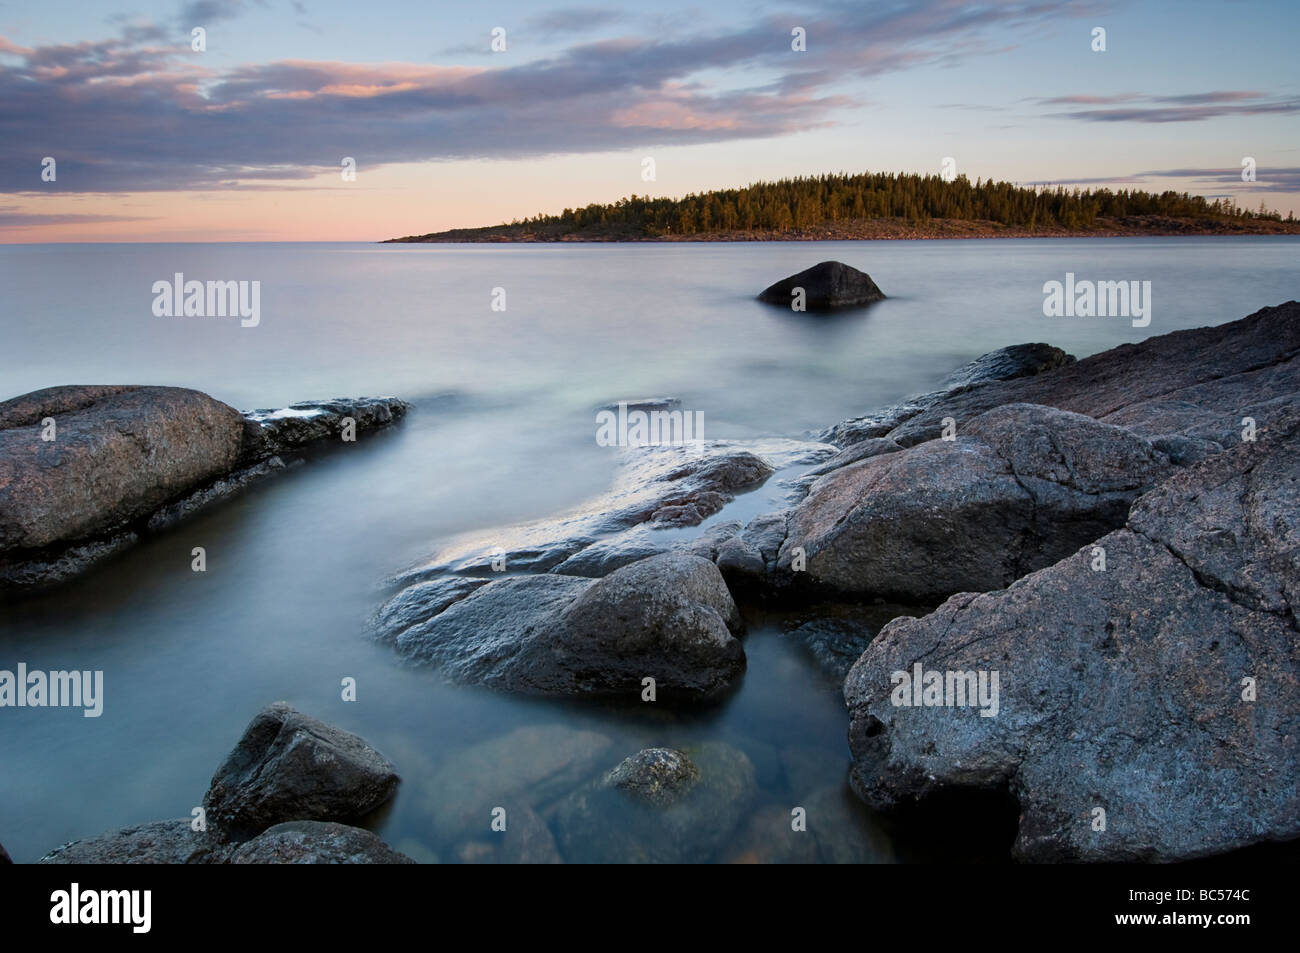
(390, 552, 746, 702)
(0, 386, 407, 591)
(553, 742, 757, 863)
(780, 403, 1173, 601)
(242, 397, 407, 458)
(881, 301, 1300, 448)
(844, 406, 1300, 861)
(758, 261, 885, 310)
(204, 702, 400, 838)
(228, 821, 415, 864)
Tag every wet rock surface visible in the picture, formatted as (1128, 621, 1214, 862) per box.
(204, 702, 400, 838)
(391, 552, 746, 701)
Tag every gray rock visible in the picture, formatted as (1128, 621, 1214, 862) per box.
(0, 386, 408, 590)
(204, 703, 400, 838)
(38, 819, 229, 864)
(781, 403, 1170, 601)
(394, 553, 746, 701)
(604, 748, 701, 806)
(228, 821, 415, 864)
(758, 261, 885, 310)
(844, 407, 1300, 861)
(553, 742, 757, 863)
(0, 385, 245, 554)
(884, 300, 1300, 447)
(242, 396, 408, 457)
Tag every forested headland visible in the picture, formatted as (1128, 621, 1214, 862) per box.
(387, 171, 1300, 242)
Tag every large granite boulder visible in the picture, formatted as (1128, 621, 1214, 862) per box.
(203, 703, 400, 838)
(758, 261, 885, 310)
(844, 406, 1300, 861)
(779, 403, 1171, 601)
(0, 386, 245, 554)
(391, 552, 746, 702)
(228, 821, 415, 864)
(0, 385, 409, 590)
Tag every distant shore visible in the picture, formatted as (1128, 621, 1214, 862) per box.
(385, 214, 1300, 243)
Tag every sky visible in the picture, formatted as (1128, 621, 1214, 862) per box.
(1, 0, 1297, 242)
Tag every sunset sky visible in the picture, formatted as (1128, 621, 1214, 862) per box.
(2, 0, 1297, 242)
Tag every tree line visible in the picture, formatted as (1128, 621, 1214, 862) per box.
(504, 171, 1291, 236)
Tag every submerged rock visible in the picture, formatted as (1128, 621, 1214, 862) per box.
(725, 786, 895, 864)
(424, 724, 612, 841)
(204, 702, 400, 839)
(553, 742, 757, 863)
(229, 821, 415, 864)
(604, 748, 701, 807)
(758, 261, 885, 310)
(844, 406, 1300, 861)
(452, 804, 563, 864)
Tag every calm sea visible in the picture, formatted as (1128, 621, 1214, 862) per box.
(0, 237, 1295, 861)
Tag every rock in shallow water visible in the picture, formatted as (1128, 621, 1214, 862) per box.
(423, 724, 613, 841)
(229, 821, 415, 864)
(393, 552, 746, 701)
(553, 742, 757, 863)
(203, 702, 400, 839)
(844, 406, 1300, 862)
(758, 261, 886, 311)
